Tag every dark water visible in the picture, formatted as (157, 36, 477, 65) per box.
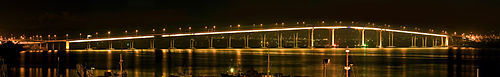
(1, 48, 498, 77)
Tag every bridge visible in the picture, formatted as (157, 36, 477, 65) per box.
(24, 25, 450, 51)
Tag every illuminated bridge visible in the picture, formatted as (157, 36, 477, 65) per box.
(35, 26, 450, 51)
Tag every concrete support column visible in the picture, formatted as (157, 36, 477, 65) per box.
(432, 37, 436, 47)
(421, 37, 424, 47)
(421, 37, 425, 47)
(130, 40, 134, 49)
(310, 27, 315, 48)
(445, 36, 449, 46)
(416, 36, 419, 47)
(209, 36, 214, 48)
(331, 29, 335, 47)
(86, 42, 90, 50)
(39, 43, 43, 49)
(65, 41, 70, 50)
(361, 29, 365, 47)
(228, 35, 232, 48)
(390, 32, 394, 47)
(411, 35, 414, 47)
(278, 33, 283, 48)
(388, 32, 391, 47)
(109, 41, 113, 49)
(262, 34, 267, 48)
(294, 32, 298, 48)
(244, 34, 249, 48)
(169, 39, 175, 49)
(52, 43, 55, 50)
(149, 39, 155, 49)
(190, 39, 195, 49)
(379, 31, 383, 48)
(441, 37, 444, 47)
(425, 37, 428, 47)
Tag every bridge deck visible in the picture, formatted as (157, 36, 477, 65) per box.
(67, 26, 447, 43)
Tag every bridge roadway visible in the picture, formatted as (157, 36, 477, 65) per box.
(36, 26, 449, 50)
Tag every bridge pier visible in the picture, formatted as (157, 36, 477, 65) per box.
(379, 30, 383, 48)
(388, 32, 395, 47)
(310, 27, 314, 48)
(433, 37, 437, 47)
(150, 39, 155, 49)
(190, 38, 195, 49)
(109, 41, 113, 50)
(52, 43, 55, 50)
(441, 37, 444, 47)
(411, 35, 415, 47)
(209, 36, 214, 48)
(415, 35, 420, 47)
(244, 34, 249, 48)
(86, 42, 91, 50)
(130, 40, 135, 49)
(294, 32, 298, 48)
(445, 36, 449, 46)
(331, 29, 335, 47)
(169, 39, 175, 49)
(261, 34, 266, 48)
(65, 41, 70, 50)
(392, 32, 394, 47)
(361, 29, 365, 47)
(39, 43, 42, 49)
(421, 37, 425, 47)
(425, 36, 428, 47)
(278, 33, 283, 48)
(228, 35, 232, 48)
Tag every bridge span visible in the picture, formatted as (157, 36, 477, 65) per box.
(35, 26, 449, 50)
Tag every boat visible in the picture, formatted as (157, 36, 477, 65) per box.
(77, 54, 128, 77)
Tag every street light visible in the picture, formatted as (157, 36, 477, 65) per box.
(212, 26, 216, 31)
(125, 30, 128, 36)
(96, 32, 99, 38)
(204, 26, 208, 32)
(188, 27, 192, 33)
(178, 27, 182, 32)
(152, 29, 155, 34)
(66, 34, 69, 40)
(237, 24, 240, 30)
(107, 31, 111, 37)
(135, 30, 138, 36)
(162, 28, 166, 34)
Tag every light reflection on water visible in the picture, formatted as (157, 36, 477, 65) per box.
(1, 48, 482, 77)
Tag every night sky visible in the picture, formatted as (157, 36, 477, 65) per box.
(1, 0, 500, 35)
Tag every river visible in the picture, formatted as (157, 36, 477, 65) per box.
(1, 48, 497, 77)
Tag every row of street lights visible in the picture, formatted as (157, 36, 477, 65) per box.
(7, 21, 449, 41)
